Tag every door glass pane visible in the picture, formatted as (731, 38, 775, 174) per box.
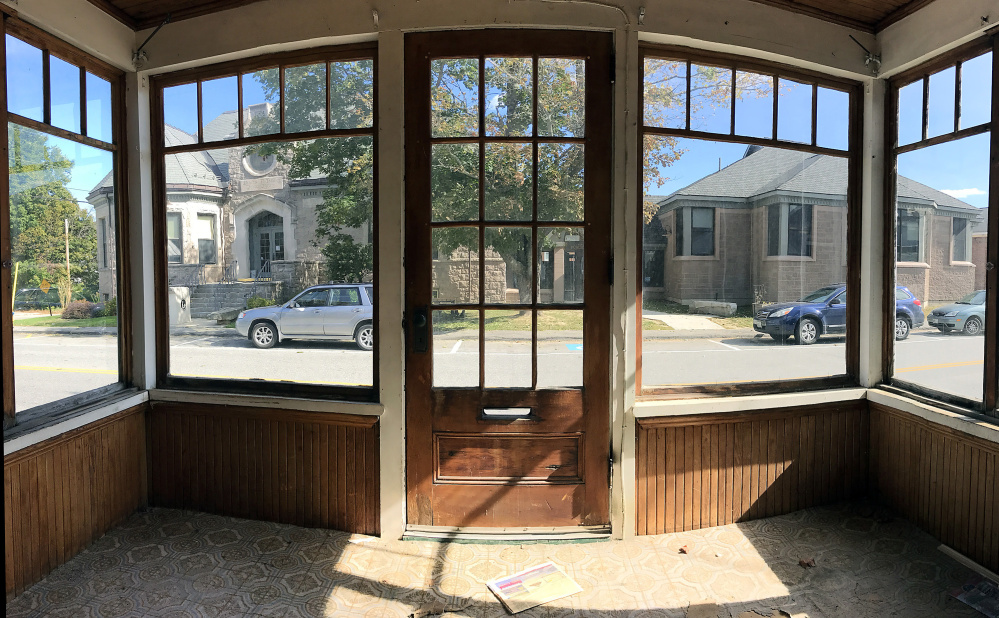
(961, 52, 992, 129)
(484, 142, 532, 220)
(643, 58, 686, 130)
(163, 82, 198, 141)
(6, 35, 43, 122)
(484, 310, 531, 388)
(284, 63, 327, 133)
(432, 143, 479, 222)
(242, 68, 280, 137)
(49, 55, 81, 134)
(485, 227, 532, 304)
(538, 227, 583, 304)
(734, 71, 773, 139)
(433, 227, 480, 304)
(537, 143, 583, 221)
(86, 72, 113, 143)
(777, 78, 812, 143)
(202, 76, 238, 142)
(691, 65, 731, 134)
(431, 58, 479, 138)
(538, 58, 584, 137)
(537, 310, 582, 387)
(330, 59, 374, 130)
(9, 125, 118, 412)
(433, 310, 479, 388)
(485, 57, 532, 136)
(895, 134, 988, 403)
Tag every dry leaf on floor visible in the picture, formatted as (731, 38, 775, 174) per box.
(798, 558, 816, 568)
(679, 545, 690, 554)
(409, 600, 471, 618)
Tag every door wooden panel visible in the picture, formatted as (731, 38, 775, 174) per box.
(405, 30, 612, 528)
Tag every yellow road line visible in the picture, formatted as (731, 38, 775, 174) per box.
(896, 360, 983, 373)
(15, 365, 117, 375)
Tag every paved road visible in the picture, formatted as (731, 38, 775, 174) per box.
(10, 327, 985, 411)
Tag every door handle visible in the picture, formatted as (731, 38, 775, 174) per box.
(411, 306, 428, 353)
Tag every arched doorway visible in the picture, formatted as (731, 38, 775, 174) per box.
(248, 211, 284, 277)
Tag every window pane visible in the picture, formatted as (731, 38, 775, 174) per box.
(898, 80, 923, 146)
(485, 227, 532, 304)
(202, 76, 238, 142)
(734, 72, 773, 139)
(49, 55, 81, 134)
(777, 78, 812, 143)
(9, 125, 118, 412)
(432, 143, 478, 222)
(816, 87, 849, 150)
(284, 63, 327, 133)
(165, 137, 374, 387)
(484, 310, 531, 388)
(6, 35, 43, 121)
(642, 137, 848, 387)
(927, 66, 956, 138)
(538, 143, 583, 221)
(538, 227, 583, 304)
(895, 134, 988, 403)
(242, 68, 280, 137)
(690, 65, 731, 134)
(484, 142, 532, 221)
(433, 227, 479, 304)
(538, 58, 584, 137)
(86, 72, 113, 143)
(961, 52, 992, 129)
(643, 58, 686, 130)
(330, 60, 373, 130)
(537, 310, 582, 387)
(486, 57, 532, 136)
(163, 83, 198, 142)
(433, 310, 479, 387)
(431, 58, 479, 138)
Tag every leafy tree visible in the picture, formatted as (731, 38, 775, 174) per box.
(8, 125, 99, 304)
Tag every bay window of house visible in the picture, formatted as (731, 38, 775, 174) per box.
(887, 37, 997, 414)
(639, 47, 859, 395)
(2, 16, 128, 422)
(152, 45, 377, 399)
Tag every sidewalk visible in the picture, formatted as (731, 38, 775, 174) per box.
(14, 318, 237, 338)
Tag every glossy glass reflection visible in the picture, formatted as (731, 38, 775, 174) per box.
(538, 58, 585, 137)
(49, 55, 81, 134)
(484, 143, 532, 221)
(643, 58, 687, 130)
(486, 57, 532, 136)
(431, 58, 479, 137)
(284, 63, 327, 133)
(538, 143, 584, 221)
(242, 68, 280, 137)
(432, 143, 479, 222)
(330, 60, 374, 130)
(690, 65, 731, 134)
(5, 35, 43, 122)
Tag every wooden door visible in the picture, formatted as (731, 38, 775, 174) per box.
(405, 30, 613, 529)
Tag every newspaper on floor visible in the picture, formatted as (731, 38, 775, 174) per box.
(950, 575, 999, 618)
(487, 561, 582, 614)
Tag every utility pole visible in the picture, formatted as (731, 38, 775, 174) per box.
(65, 218, 72, 304)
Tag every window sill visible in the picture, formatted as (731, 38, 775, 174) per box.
(763, 255, 815, 262)
(633, 387, 868, 418)
(867, 388, 998, 444)
(148, 388, 384, 416)
(948, 260, 975, 267)
(672, 254, 718, 261)
(896, 261, 930, 269)
(4, 389, 148, 456)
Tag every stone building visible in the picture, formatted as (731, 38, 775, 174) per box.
(649, 146, 985, 306)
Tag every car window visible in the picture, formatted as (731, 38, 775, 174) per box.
(295, 289, 331, 307)
(895, 288, 910, 301)
(799, 286, 840, 303)
(363, 286, 373, 304)
(331, 288, 361, 306)
(831, 292, 846, 305)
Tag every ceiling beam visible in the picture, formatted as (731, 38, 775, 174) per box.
(85, 0, 138, 30)
(876, 0, 939, 32)
(742, 0, 876, 33)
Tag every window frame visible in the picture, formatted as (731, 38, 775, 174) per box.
(951, 216, 970, 263)
(150, 43, 379, 402)
(766, 203, 815, 258)
(883, 35, 998, 415)
(1, 15, 131, 425)
(637, 44, 863, 398)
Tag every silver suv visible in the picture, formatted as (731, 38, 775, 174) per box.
(235, 284, 374, 350)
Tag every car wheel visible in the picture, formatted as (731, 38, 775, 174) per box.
(250, 322, 277, 349)
(770, 333, 791, 343)
(355, 323, 374, 351)
(795, 318, 820, 345)
(894, 316, 910, 341)
(964, 316, 983, 336)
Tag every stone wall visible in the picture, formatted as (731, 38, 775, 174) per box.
(662, 207, 752, 305)
(925, 215, 976, 302)
(972, 234, 987, 291)
(270, 260, 325, 301)
(431, 248, 508, 304)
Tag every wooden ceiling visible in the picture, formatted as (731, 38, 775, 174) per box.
(88, 0, 938, 32)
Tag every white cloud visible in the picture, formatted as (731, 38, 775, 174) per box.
(941, 188, 986, 199)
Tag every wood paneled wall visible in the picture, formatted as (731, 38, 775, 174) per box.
(147, 403, 380, 536)
(636, 402, 869, 535)
(869, 403, 998, 572)
(4, 405, 147, 600)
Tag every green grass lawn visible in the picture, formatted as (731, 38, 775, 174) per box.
(430, 309, 674, 333)
(709, 305, 755, 329)
(14, 315, 118, 328)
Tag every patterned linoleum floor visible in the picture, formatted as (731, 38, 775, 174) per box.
(5, 502, 987, 618)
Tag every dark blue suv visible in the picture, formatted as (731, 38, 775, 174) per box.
(753, 284, 924, 344)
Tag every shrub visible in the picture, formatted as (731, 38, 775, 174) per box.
(61, 300, 96, 319)
(246, 296, 272, 309)
(100, 297, 117, 317)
